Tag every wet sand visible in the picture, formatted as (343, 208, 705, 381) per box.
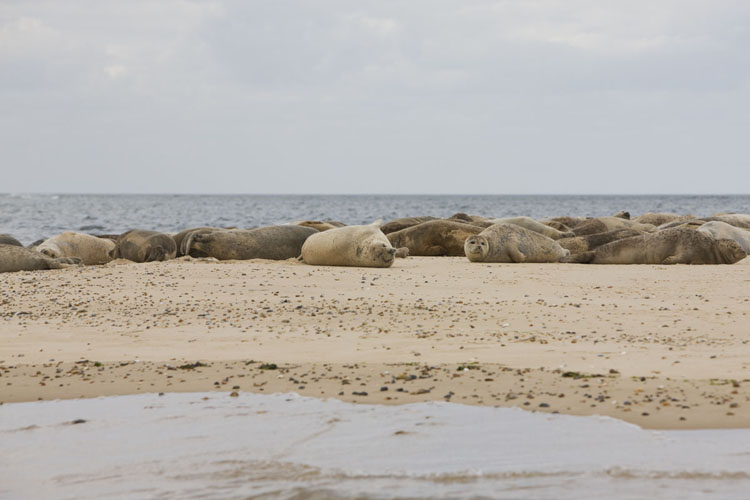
(1, 256, 749, 429)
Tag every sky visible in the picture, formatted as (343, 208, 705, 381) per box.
(1, 0, 749, 194)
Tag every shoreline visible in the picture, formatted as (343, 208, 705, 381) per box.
(1, 256, 749, 429)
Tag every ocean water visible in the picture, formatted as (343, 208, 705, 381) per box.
(1, 193, 749, 244)
(2, 392, 750, 500)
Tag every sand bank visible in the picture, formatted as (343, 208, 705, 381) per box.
(1, 256, 749, 429)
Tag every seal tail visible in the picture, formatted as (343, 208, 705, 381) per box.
(560, 251, 595, 264)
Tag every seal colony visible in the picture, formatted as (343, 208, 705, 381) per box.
(1, 210, 748, 273)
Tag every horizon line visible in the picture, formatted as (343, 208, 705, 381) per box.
(3, 192, 749, 197)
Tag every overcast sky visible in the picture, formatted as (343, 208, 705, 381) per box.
(2, 0, 749, 194)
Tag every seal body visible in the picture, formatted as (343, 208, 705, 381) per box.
(302, 223, 396, 267)
(488, 217, 574, 240)
(557, 229, 643, 255)
(700, 214, 750, 230)
(36, 232, 115, 265)
(386, 220, 483, 256)
(567, 228, 746, 264)
(0, 234, 23, 247)
(189, 225, 317, 261)
(633, 213, 692, 226)
(698, 221, 750, 253)
(572, 217, 656, 236)
(0, 245, 80, 273)
(111, 230, 177, 263)
(291, 221, 339, 232)
(464, 224, 569, 263)
(173, 227, 223, 257)
(380, 217, 438, 235)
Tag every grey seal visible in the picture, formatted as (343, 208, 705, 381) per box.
(563, 228, 746, 265)
(386, 220, 483, 256)
(464, 223, 569, 263)
(188, 225, 317, 261)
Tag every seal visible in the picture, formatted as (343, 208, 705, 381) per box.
(697, 221, 750, 253)
(571, 217, 656, 236)
(542, 220, 573, 232)
(380, 217, 438, 235)
(464, 223, 569, 263)
(0, 234, 22, 247)
(488, 217, 575, 240)
(633, 213, 691, 226)
(656, 219, 705, 230)
(543, 216, 587, 229)
(188, 225, 317, 261)
(557, 228, 643, 255)
(700, 214, 750, 230)
(110, 230, 177, 263)
(291, 221, 339, 232)
(173, 227, 223, 257)
(386, 220, 483, 256)
(0, 245, 80, 273)
(563, 228, 746, 265)
(36, 232, 115, 265)
(301, 223, 396, 267)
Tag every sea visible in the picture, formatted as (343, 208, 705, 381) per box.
(1, 193, 749, 245)
(3, 392, 750, 500)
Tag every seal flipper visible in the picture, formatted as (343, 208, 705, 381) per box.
(560, 251, 595, 264)
(508, 247, 526, 263)
(662, 256, 680, 265)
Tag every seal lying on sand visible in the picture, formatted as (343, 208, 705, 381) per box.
(563, 228, 746, 265)
(571, 217, 656, 236)
(557, 229, 643, 255)
(291, 221, 340, 232)
(700, 214, 750, 230)
(173, 227, 224, 257)
(698, 221, 750, 253)
(188, 225, 317, 261)
(0, 234, 23, 247)
(386, 220, 483, 256)
(36, 232, 115, 265)
(110, 230, 177, 263)
(380, 217, 438, 234)
(0, 245, 80, 273)
(633, 213, 692, 226)
(543, 216, 587, 229)
(488, 217, 574, 240)
(302, 223, 396, 267)
(464, 224, 569, 263)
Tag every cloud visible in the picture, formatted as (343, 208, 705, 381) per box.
(1, 0, 749, 193)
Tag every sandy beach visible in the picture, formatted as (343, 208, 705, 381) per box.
(1, 256, 749, 429)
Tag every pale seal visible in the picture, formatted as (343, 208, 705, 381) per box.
(36, 232, 115, 265)
(700, 214, 750, 230)
(110, 230, 177, 263)
(464, 223, 569, 263)
(301, 223, 396, 267)
(557, 228, 643, 255)
(386, 220, 483, 256)
(0, 245, 80, 273)
(488, 217, 574, 240)
(0, 234, 22, 247)
(563, 228, 746, 265)
(697, 221, 750, 253)
(188, 225, 317, 261)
